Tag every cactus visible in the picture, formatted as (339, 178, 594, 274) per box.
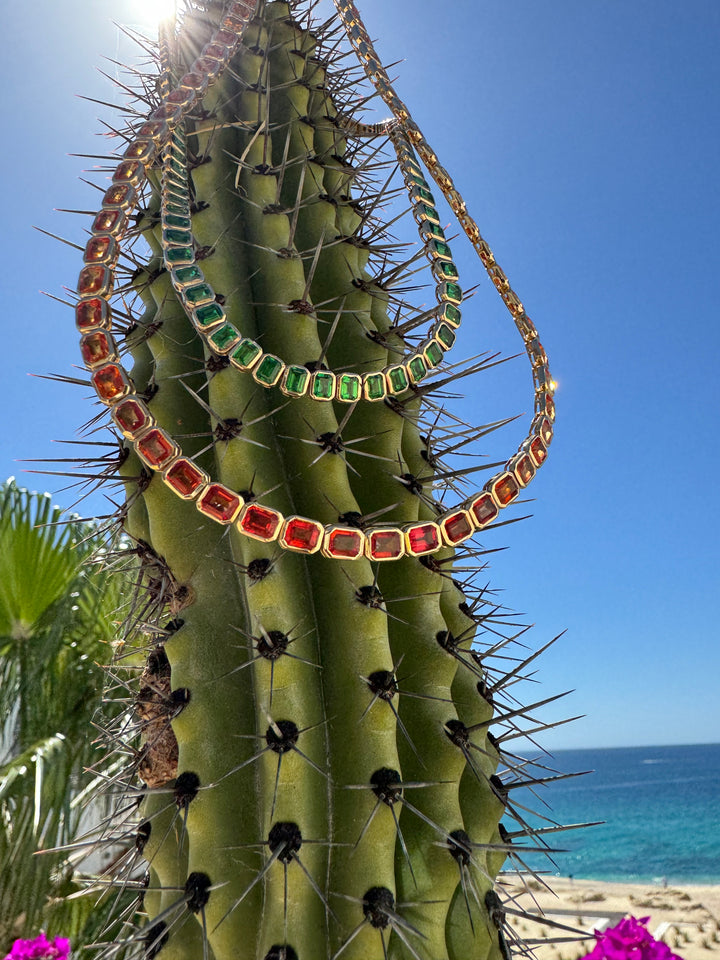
(65, 2, 571, 959)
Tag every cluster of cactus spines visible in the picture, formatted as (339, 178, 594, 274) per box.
(56, 1, 580, 959)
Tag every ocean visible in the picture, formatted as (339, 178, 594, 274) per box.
(507, 742, 720, 885)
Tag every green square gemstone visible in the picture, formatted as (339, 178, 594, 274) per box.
(165, 200, 190, 217)
(423, 222, 445, 241)
(409, 173, 429, 189)
(438, 281, 463, 304)
(254, 354, 284, 386)
(424, 341, 444, 368)
(164, 192, 189, 211)
(165, 176, 188, 195)
(364, 372, 387, 401)
(165, 246, 194, 265)
(193, 302, 225, 328)
(430, 240, 452, 260)
(404, 160, 423, 177)
(173, 264, 203, 286)
(184, 283, 214, 305)
(164, 213, 191, 229)
(408, 355, 428, 383)
(283, 365, 310, 397)
(419, 203, 440, 224)
(163, 228, 192, 246)
(338, 374, 361, 402)
(417, 186, 435, 203)
(439, 302, 462, 327)
(435, 322, 456, 350)
(209, 323, 240, 353)
(165, 174, 187, 191)
(230, 339, 262, 369)
(169, 157, 186, 177)
(386, 365, 409, 394)
(311, 371, 335, 400)
(437, 261, 459, 281)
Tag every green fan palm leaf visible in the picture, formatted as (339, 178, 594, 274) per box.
(0, 481, 138, 952)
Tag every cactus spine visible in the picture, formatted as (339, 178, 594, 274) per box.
(69, 2, 562, 959)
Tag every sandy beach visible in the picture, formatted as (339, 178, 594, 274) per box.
(499, 876, 720, 959)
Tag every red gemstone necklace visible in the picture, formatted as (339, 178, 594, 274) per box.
(75, 0, 555, 562)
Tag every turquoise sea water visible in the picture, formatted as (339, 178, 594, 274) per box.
(509, 743, 720, 884)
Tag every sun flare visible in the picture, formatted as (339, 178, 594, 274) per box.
(130, 0, 177, 28)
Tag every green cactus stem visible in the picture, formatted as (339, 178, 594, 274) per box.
(62, 2, 575, 959)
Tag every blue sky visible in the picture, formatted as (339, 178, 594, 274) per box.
(2, 0, 719, 750)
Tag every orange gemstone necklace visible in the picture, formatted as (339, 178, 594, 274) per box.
(75, 0, 555, 562)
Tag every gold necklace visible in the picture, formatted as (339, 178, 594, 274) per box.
(76, 0, 555, 562)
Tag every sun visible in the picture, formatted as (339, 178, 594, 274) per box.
(129, 0, 178, 29)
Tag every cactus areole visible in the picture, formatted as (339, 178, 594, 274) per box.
(70, 1, 563, 959)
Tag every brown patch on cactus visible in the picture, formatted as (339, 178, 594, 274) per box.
(169, 582, 195, 615)
(135, 645, 179, 788)
(287, 298, 314, 314)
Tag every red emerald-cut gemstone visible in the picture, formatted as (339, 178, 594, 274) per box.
(326, 527, 364, 559)
(529, 435, 548, 465)
(221, 14, 245, 32)
(102, 182, 136, 209)
(195, 56, 223, 77)
(229, 0, 255, 15)
(215, 29, 239, 46)
(92, 208, 126, 237)
(78, 264, 111, 297)
(167, 87, 195, 107)
(198, 484, 243, 523)
(282, 517, 322, 553)
(112, 397, 151, 438)
(442, 511, 473, 545)
(202, 42, 229, 62)
(368, 529, 403, 561)
(492, 474, 519, 506)
(406, 522, 441, 555)
(92, 364, 128, 402)
(151, 102, 184, 123)
(239, 503, 282, 541)
(180, 71, 207, 92)
(137, 429, 178, 469)
(164, 458, 207, 499)
(84, 235, 116, 264)
(544, 393, 556, 420)
(75, 297, 109, 331)
(539, 417, 553, 445)
(514, 454, 536, 486)
(124, 138, 156, 162)
(470, 493, 498, 528)
(136, 120, 170, 146)
(80, 331, 113, 367)
(113, 159, 145, 185)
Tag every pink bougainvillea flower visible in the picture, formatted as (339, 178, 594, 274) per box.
(3, 934, 71, 960)
(583, 916, 681, 960)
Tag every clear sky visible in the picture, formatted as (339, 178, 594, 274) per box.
(2, 0, 719, 750)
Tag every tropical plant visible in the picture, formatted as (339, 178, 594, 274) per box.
(61, 1, 570, 959)
(0, 481, 134, 951)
